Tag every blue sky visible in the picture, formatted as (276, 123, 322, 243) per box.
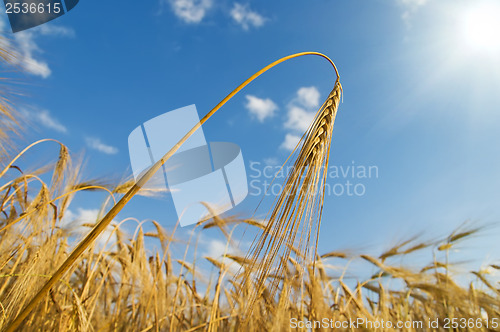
(1, 0, 500, 276)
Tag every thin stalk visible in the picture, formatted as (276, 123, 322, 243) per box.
(5, 51, 339, 331)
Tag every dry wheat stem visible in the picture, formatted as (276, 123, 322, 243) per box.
(6, 51, 340, 331)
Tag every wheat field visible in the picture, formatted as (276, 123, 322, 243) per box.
(1, 38, 500, 331)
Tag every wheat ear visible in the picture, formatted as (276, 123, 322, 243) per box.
(240, 80, 342, 310)
(6, 52, 339, 331)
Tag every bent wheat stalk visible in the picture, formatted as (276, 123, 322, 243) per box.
(6, 51, 340, 331)
(241, 80, 342, 311)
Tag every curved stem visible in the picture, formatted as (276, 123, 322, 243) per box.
(5, 51, 339, 331)
(0, 139, 63, 179)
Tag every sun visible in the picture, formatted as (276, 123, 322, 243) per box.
(461, 1, 500, 54)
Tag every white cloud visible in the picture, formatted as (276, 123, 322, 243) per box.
(284, 86, 321, 132)
(62, 208, 118, 250)
(168, 0, 213, 23)
(280, 86, 321, 151)
(297, 86, 320, 109)
(21, 108, 67, 133)
(399, 0, 428, 6)
(62, 208, 100, 229)
(284, 105, 315, 132)
(263, 157, 279, 165)
(162, 0, 267, 29)
(205, 238, 229, 258)
(280, 133, 301, 151)
(230, 3, 266, 30)
(37, 24, 75, 37)
(85, 137, 119, 155)
(245, 95, 278, 122)
(0, 18, 75, 78)
(13, 31, 52, 78)
(203, 237, 250, 275)
(398, 0, 429, 26)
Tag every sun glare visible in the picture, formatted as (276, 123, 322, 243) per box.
(461, 2, 500, 54)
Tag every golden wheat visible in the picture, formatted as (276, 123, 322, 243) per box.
(240, 81, 342, 313)
(1, 39, 500, 331)
(5, 51, 341, 330)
